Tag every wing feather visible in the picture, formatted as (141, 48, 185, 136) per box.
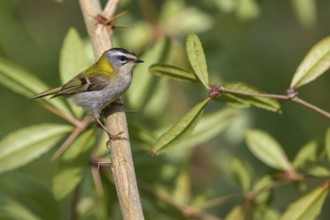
(53, 73, 108, 97)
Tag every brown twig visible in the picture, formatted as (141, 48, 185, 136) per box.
(196, 193, 242, 211)
(138, 180, 222, 220)
(220, 87, 330, 119)
(79, 0, 144, 219)
(291, 97, 330, 119)
(103, 0, 121, 19)
(40, 102, 81, 127)
(51, 116, 91, 160)
(91, 165, 105, 198)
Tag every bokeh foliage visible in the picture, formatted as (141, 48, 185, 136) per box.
(0, 0, 330, 219)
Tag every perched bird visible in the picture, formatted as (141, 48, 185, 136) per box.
(32, 48, 143, 139)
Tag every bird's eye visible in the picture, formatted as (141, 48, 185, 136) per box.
(118, 55, 128, 62)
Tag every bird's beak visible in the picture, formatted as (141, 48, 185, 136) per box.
(135, 59, 144, 63)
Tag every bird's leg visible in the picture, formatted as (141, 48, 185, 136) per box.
(93, 112, 126, 141)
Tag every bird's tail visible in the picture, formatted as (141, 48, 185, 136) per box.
(31, 87, 62, 99)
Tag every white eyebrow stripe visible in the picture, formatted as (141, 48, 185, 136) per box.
(111, 51, 136, 59)
(111, 51, 127, 56)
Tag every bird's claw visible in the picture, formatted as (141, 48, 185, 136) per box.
(106, 131, 127, 145)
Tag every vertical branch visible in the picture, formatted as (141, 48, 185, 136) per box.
(79, 0, 144, 219)
(79, 0, 112, 59)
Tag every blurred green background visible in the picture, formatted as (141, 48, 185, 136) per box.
(1, 0, 329, 143)
(0, 0, 330, 219)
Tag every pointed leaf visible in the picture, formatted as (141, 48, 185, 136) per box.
(152, 98, 211, 155)
(217, 82, 281, 112)
(325, 128, 330, 163)
(60, 27, 90, 83)
(173, 167, 191, 204)
(127, 37, 171, 108)
(253, 175, 274, 204)
(306, 166, 330, 177)
(230, 158, 251, 192)
(0, 58, 48, 96)
(245, 129, 293, 171)
(53, 129, 95, 200)
(149, 64, 198, 82)
(173, 108, 237, 151)
(293, 140, 318, 168)
(226, 205, 245, 220)
(59, 28, 91, 117)
(186, 33, 209, 88)
(290, 36, 330, 88)
(280, 182, 330, 220)
(0, 58, 73, 117)
(255, 206, 280, 220)
(0, 124, 73, 173)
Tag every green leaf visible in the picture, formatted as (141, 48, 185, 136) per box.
(149, 64, 198, 82)
(254, 206, 280, 220)
(0, 58, 48, 97)
(0, 200, 41, 220)
(279, 182, 330, 220)
(306, 165, 330, 178)
(325, 128, 330, 163)
(214, 0, 237, 13)
(253, 175, 274, 204)
(290, 36, 330, 88)
(245, 129, 293, 171)
(186, 33, 209, 89)
(291, 0, 317, 28)
(293, 140, 318, 168)
(60, 27, 90, 84)
(173, 166, 191, 204)
(0, 124, 72, 173)
(59, 27, 91, 117)
(0, 173, 61, 220)
(53, 129, 95, 200)
(160, 0, 213, 33)
(230, 158, 251, 192)
(236, 0, 260, 21)
(172, 108, 237, 151)
(152, 98, 211, 155)
(226, 205, 245, 220)
(127, 37, 171, 108)
(0, 58, 74, 117)
(217, 82, 281, 112)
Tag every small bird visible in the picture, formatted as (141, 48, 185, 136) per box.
(32, 48, 143, 139)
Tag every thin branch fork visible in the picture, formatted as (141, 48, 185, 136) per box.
(213, 85, 330, 119)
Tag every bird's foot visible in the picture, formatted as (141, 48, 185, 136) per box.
(106, 131, 127, 145)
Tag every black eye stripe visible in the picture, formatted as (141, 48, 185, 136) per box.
(117, 55, 136, 64)
(118, 55, 127, 61)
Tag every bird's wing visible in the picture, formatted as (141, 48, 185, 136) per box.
(54, 73, 108, 97)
